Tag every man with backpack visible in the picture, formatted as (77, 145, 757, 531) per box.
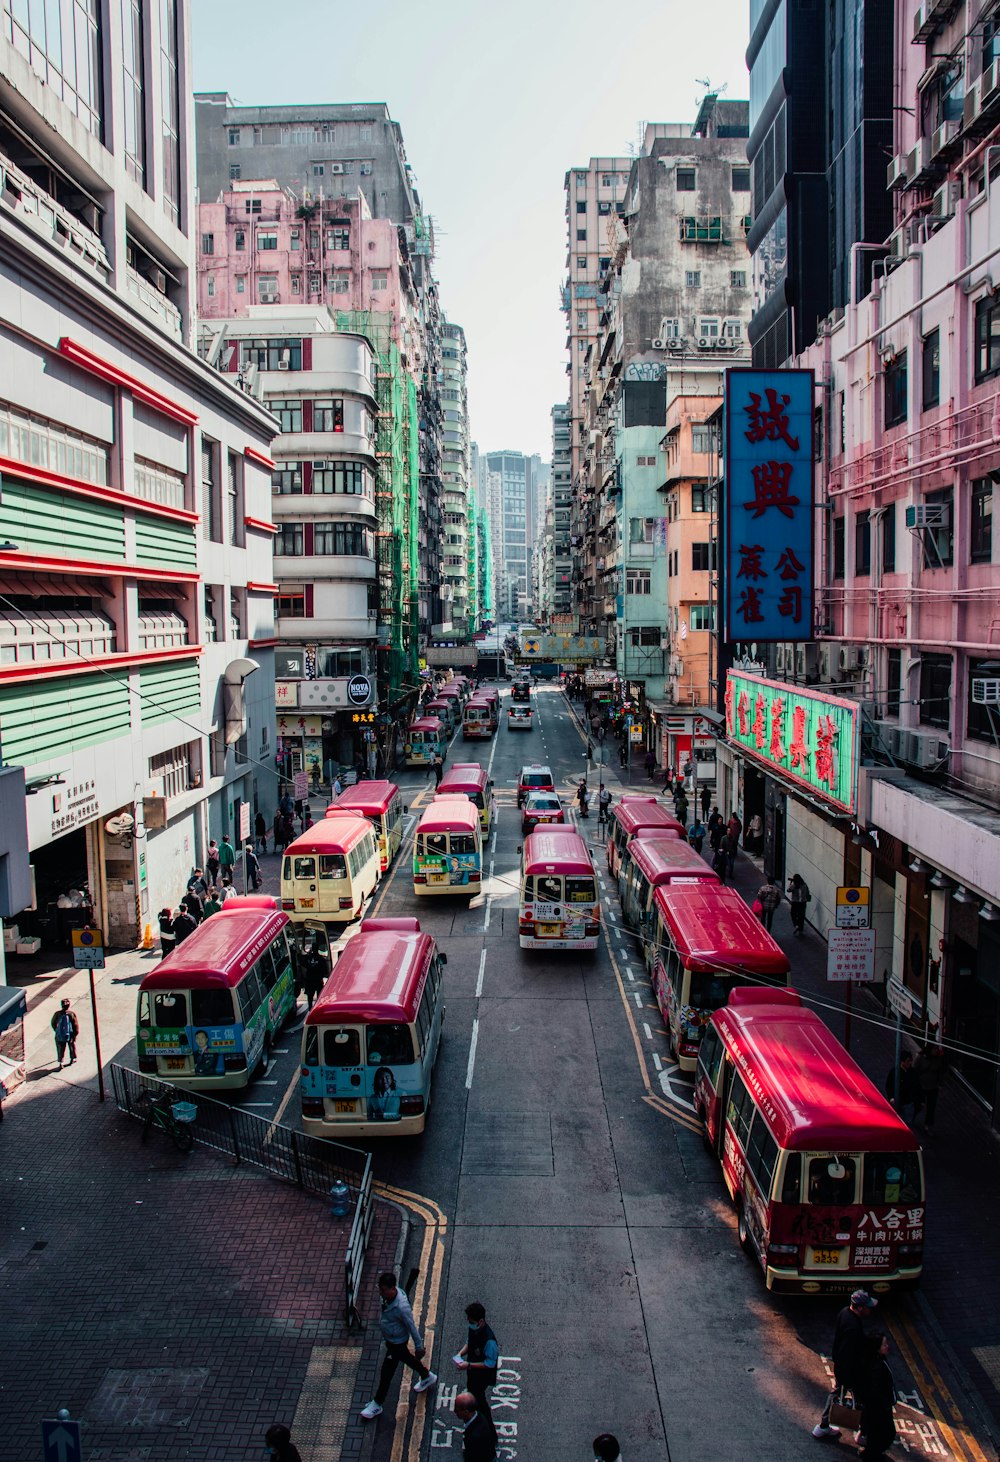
(51, 998, 79, 1069)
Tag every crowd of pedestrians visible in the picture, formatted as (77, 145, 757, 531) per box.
(156, 835, 260, 958)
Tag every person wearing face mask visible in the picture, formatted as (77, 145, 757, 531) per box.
(264, 1423, 301, 1462)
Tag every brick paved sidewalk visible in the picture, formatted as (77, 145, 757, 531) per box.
(1, 1079, 406, 1461)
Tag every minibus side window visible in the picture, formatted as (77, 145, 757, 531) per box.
(726, 1072, 754, 1151)
(415, 992, 432, 1053)
(303, 1027, 318, 1064)
(779, 1152, 802, 1203)
(139, 991, 151, 1024)
(237, 981, 255, 1024)
(322, 1028, 361, 1066)
(282, 856, 292, 882)
(746, 1117, 779, 1196)
(523, 876, 534, 900)
(153, 991, 188, 1027)
(256, 948, 278, 992)
(698, 1023, 724, 1088)
(242, 968, 266, 1013)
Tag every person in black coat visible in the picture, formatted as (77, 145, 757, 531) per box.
(172, 907, 197, 945)
(813, 1289, 877, 1439)
(454, 1392, 497, 1462)
(858, 1332, 897, 1460)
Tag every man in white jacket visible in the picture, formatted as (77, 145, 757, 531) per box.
(360, 1271, 437, 1419)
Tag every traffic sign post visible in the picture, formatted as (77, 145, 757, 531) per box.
(71, 926, 104, 970)
(836, 885, 871, 928)
(42, 1411, 83, 1462)
(826, 927, 877, 982)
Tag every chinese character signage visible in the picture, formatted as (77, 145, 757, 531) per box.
(725, 671, 859, 814)
(724, 369, 814, 641)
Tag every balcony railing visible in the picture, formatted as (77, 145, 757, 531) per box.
(829, 398, 1000, 499)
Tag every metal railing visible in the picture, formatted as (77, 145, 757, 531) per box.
(111, 1064, 374, 1325)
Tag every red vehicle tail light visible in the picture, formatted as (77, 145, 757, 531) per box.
(414, 873, 427, 883)
(399, 1094, 425, 1116)
(339, 897, 352, 909)
(281, 899, 295, 910)
(301, 1096, 323, 1117)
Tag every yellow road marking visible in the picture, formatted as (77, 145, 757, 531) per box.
(891, 1316, 990, 1462)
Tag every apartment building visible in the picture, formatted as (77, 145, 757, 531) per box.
(440, 322, 474, 638)
(195, 95, 445, 642)
(549, 403, 573, 621)
(717, 0, 1000, 1124)
(0, 0, 277, 952)
(480, 451, 549, 622)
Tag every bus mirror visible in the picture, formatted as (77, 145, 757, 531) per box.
(516, 844, 522, 854)
(439, 952, 448, 965)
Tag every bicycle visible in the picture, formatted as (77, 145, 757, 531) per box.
(135, 1087, 196, 1153)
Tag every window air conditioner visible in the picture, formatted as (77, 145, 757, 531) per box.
(651, 338, 667, 350)
(838, 647, 855, 671)
(261, 292, 277, 303)
(905, 503, 947, 527)
(697, 337, 715, 349)
(277, 359, 290, 370)
(886, 153, 911, 190)
(312, 460, 329, 470)
(908, 729, 950, 769)
(330, 163, 345, 174)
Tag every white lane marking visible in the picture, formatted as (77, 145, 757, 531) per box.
(643, 1022, 653, 1039)
(484, 897, 493, 931)
(476, 948, 487, 997)
(466, 1018, 480, 1089)
(489, 857, 495, 880)
(632, 992, 643, 1007)
(652, 1052, 662, 1071)
(404, 815, 416, 834)
(272, 1048, 290, 1054)
(242, 1101, 273, 1107)
(257, 1080, 279, 1086)
(615, 930, 623, 943)
(626, 970, 636, 982)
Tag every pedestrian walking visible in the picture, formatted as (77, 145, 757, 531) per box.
(727, 812, 743, 844)
(593, 1437, 621, 1462)
(255, 811, 268, 855)
(597, 784, 613, 830)
(172, 906, 197, 943)
(360, 1271, 437, 1420)
(885, 1051, 922, 1126)
(709, 816, 725, 853)
(746, 813, 764, 855)
(725, 831, 739, 878)
(661, 766, 674, 797)
(302, 806, 314, 832)
(711, 845, 729, 885)
(202, 887, 222, 918)
(755, 878, 782, 931)
(454, 1392, 497, 1462)
(674, 794, 688, 827)
(813, 1288, 877, 1439)
(644, 749, 656, 780)
(264, 1423, 302, 1462)
(915, 1042, 945, 1133)
(618, 740, 627, 767)
(187, 867, 208, 898)
(51, 997, 79, 1068)
(279, 790, 295, 821)
(576, 780, 590, 818)
(786, 873, 811, 935)
(432, 751, 444, 787)
(700, 786, 711, 820)
(707, 805, 723, 834)
(218, 836, 236, 880)
(454, 1301, 499, 1403)
(219, 878, 238, 903)
(857, 1332, 897, 1461)
(332, 774, 343, 800)
(245, 845, 262, 891)
(299, 940, 327, 1009)
(181, 887, 204, 924)
(687, 818, 706, 854)
(273, 809, 287, 855)
(158, 907, 176, 959)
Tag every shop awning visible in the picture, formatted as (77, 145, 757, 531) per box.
(0, 573, 112, 598)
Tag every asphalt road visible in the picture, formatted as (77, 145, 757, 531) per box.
(157, 683, 993, 1462)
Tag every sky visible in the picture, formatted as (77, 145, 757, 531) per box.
(191, 0, 752, 460)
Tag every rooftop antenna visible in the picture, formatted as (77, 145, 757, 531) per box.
(695, 78, 728, 97)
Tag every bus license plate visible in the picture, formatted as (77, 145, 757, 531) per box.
(811, 1247, 842, 1265)
(166, 1057, 188, 1071)
(299, 898, 315, 909)
(538, 923, 559, 936)
(334, 1099, 357, 1114)
(430, 873, 447, 883)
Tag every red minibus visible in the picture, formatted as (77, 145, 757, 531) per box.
(136, 907, 295, 1087)
(619, 834, 717, 931)
(326, 779, 405, 871)
(607, 800, 685, 879)
(463, 696, 494, 740)
(694, 989, 925, 1294)
(281, 815, 381, 924)
(439, 763, 495, 834)
(518, 827, 600, 951)
(649, 882, 790, 1064)
(300, 916, 447, 1136)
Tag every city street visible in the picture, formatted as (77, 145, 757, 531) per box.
(5, 682, 999, 1462)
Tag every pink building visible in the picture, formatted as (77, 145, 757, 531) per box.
(724, 0, 1000, 1112)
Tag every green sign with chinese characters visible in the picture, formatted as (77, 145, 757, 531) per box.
(725, 671, 859, 814)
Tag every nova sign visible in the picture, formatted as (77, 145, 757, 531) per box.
(725, 671, 859, 815)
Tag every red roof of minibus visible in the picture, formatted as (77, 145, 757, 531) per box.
(409, 716, 443, 733)
(439, 766, 488, 793)
(712, 997, 919, 1152)
(615, 803, 686, 837)
(629, 835, 718, 884)
(465, 697, 490, 709)
(306, 927, 436, 1025)
(417, 798, 480, 834)
(437, 684, 463, 697)
(425, 698, 450, 711)
(481, 687, 499, 701)
(451, 762, 485, 773)
(214, 894, 282, 913)
(325, 780, 399, 817)
(522, 827, 595, 875)
(652, 883, 791, 978)
(140, 909, 288, 990)
(285, 815, 373, 856)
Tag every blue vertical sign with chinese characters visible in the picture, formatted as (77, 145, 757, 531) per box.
(724, 369, 814, 642)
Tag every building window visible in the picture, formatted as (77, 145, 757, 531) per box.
(314, 522, 373, 557)
(121, 0, 146, 185)
(691, 425, 713, 453)
(689, 604, 716, 631)
(232, 275, 245, 297)
(272, 463, 303, 495)
(598, 200, 611, 215)
(921, 488, 953, 567)
(314, 399, 345, 432)
(228, 128, 240, 146)
(234, 230, 245, 252)
(685, 271, 701, 288)
(971, 477, 994, 563)
(269, 399, 302, 433)
(577, 201, 586, 214)
(832, 516, 845, 578)
(308, 273, 321, 294)
(919, 653, 952, 730)
(577, 256, 587, 269)
(629, 517, 656, 543)
(329, 227, 350, 250)
(313, 461, 368, 495)
(148, 743, 194, 800)
(975, 295, 1000, 382)
(275, 524, 304, 556)
(312, 163, 324, 176)
(855, 510, 871, 575)
(201, 439, 220, 543)
(576, 229, 587, 241)
(626, 568, 651, 595)
(691, 483, 711, 512)
(159, 0, 180, 220)
(882, 503, 896, 571)
(239, 338, 303, 371)
(245, 199, 262, 215)
(276, 589, 306, 619)
(676, 167, 696, 191)
(731, 166, 751, 191)
(258, 231, 278, 251)
(258, 276, 278, 299)
(0, 399, 110, 485)
(229, 164, 241, 180)
(730, 270, 747, 289)
(681, 216, 724, 242)
(922, 329, 940, 409)
(692, 542, 716, 571)
(201, 233, 214, 255)
(206, 276, 215, 297)
(289, 229, 301, 251)
(371, 272, 388, 290)
(884, 352, 907, 428)
(886, 648, 901, 716)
